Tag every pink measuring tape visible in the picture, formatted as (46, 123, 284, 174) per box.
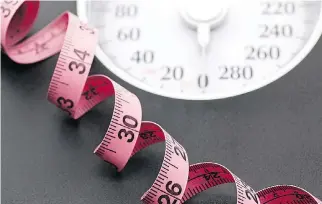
(1, 1, 321, 203)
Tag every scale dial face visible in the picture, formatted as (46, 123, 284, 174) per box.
(77, 0, 322, 100)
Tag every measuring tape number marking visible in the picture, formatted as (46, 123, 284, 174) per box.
(1, 1, 321, 203)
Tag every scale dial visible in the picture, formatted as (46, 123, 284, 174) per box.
(77, 0, 322, 100)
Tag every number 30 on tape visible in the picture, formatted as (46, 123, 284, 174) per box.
(1, 0, 321, 203)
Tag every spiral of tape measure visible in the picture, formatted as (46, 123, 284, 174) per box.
(1, 1, 321, 203)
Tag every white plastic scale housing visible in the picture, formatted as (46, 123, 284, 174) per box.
(77, 0, 322, 100)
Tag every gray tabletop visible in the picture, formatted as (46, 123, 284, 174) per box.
(2, 1, 322, 204)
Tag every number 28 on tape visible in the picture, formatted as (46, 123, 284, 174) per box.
(1, 0, 321, 203)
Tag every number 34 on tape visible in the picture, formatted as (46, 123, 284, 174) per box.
(1, 0, 321, 203)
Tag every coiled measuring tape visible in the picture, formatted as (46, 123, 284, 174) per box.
(1, 0, 321, 203)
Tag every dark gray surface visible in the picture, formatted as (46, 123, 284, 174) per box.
(2, 1, 322, 204)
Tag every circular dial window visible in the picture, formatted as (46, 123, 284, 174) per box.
(77, 0, 322, 100)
